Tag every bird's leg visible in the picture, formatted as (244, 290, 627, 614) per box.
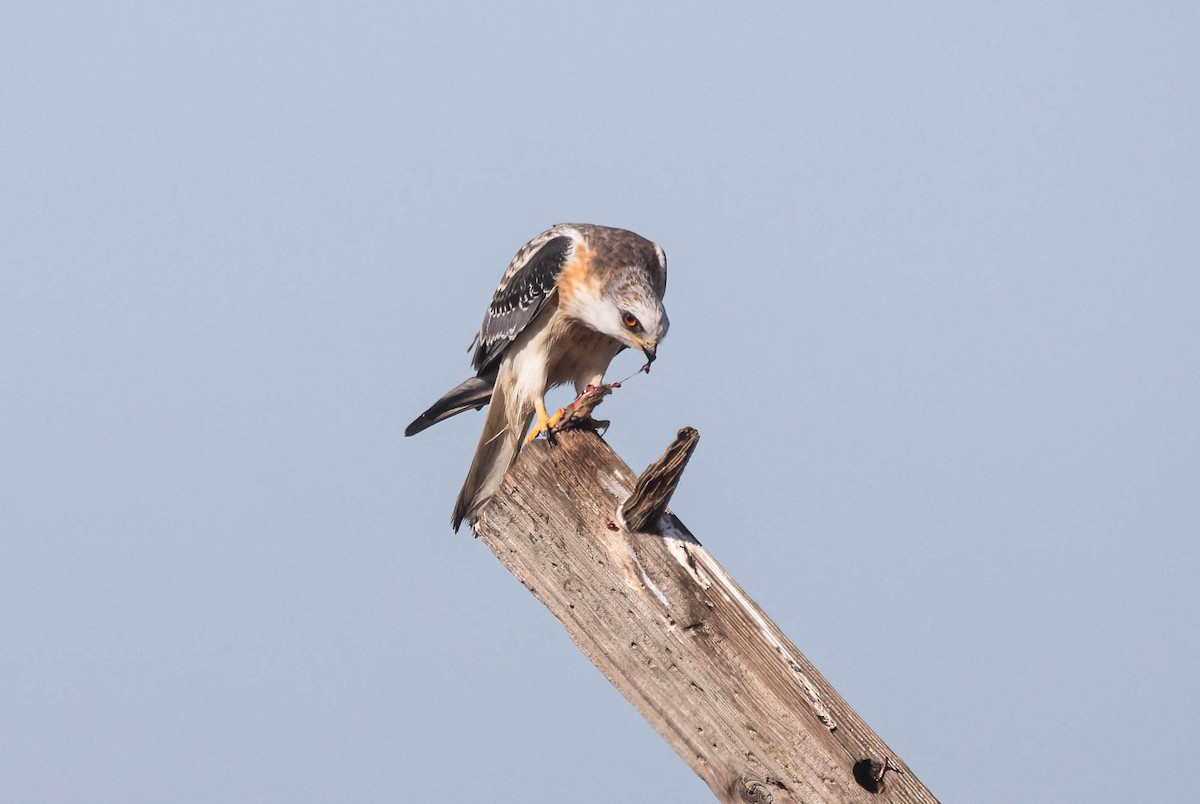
(526, 398, 565, 444)
(527, 380, 615, 443)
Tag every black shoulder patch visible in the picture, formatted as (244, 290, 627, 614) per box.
(471, 235, 573, 373)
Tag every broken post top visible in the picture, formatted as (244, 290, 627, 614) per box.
(618, 426, 700, 533)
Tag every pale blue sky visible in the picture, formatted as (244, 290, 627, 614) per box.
(3, 3, 1197, 802)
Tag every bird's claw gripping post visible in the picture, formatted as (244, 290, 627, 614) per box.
(525, 404, 561, 444)
(526, 384, 615, 443)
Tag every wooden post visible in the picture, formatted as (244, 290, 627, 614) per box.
(474, 429, 938, 803)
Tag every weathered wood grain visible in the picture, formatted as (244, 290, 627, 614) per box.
(474, 430, 938, 803)
(618, 426, 700, 533)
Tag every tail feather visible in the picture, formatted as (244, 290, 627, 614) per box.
(405, 376, 493, 437)
(451, 380, 530, 532)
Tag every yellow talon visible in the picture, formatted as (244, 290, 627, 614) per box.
(526, 402, 567, 443)
(526, 401, 549, 444)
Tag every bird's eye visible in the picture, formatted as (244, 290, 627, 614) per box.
(622, 313, 640, 330)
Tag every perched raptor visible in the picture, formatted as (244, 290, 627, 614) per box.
(405, 223, 669, 531)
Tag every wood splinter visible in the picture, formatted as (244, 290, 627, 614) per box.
(619, 426, 700, 533)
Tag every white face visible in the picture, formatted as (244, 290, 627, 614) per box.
(566, 287, 668, 359)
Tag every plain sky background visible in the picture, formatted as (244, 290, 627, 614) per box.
(3, 3, 1197, 802)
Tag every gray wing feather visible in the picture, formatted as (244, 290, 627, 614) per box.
(404, 376, 493, 437)
(471, 229, 576, 373)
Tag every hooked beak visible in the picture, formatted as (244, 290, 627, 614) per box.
(641, 341, 657, 364)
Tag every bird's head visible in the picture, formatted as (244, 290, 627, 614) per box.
(566, 271, 669, 364)
(612, 290, 669, 365)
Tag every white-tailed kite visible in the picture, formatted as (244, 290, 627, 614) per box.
(405, 223, 669, 531)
